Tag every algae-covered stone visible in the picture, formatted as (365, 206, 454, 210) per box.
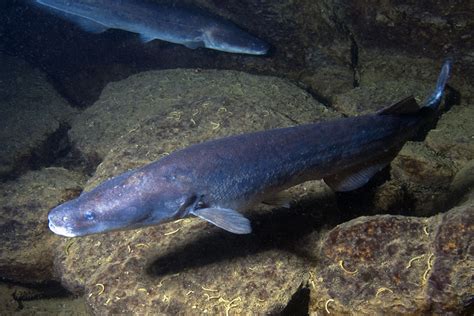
(425, 105, 474, 166)
(69, 69, 336, 165)
(309, 201, 473, 314)
(0, 167, 85, 283)
(0, 53, 76, 178)
(373, 105, 474, 216)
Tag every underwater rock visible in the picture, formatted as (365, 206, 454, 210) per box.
(69, 68, 338, 166)
(425, 105, 474, 166)
(332, 79, 431, 116)
(309, 199, 473, 314)
(332, 52, 446, 116)
(374, 104, 474, 216)
(300, 63, 354, 104)
(386, 142, 455, 216)
(449, 160, 474, 205)
(0, 168, 85, 283)
(346, 1, 474, 74)
(0, 53, 76, 179)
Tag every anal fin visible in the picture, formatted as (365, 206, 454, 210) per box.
(262, 191, 292, 208)
(324, 162, 388, 192)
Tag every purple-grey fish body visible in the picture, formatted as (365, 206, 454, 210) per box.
(48, 60, 451, 237)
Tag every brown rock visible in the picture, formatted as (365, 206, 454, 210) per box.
(0, 53, 76, 179)
(309, 200, 473, 314)
(0, 168, 85, 283)
(69, 69, 338, 165)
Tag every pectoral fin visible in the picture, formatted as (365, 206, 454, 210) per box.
(191, 207, 251, 234)
(324, 163, 388, 192)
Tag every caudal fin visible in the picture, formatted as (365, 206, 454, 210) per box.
(422, 58, 452, 109)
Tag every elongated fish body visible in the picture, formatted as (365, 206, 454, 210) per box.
(48, 60, 452, 237)
(34, 0, 269, 55)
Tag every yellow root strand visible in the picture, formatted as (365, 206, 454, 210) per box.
(423, 226, 429, 236)
(225, 297, 242, 316)
(308, 271, 317, 289)
(164, 228, 180, 236)
(210, 121, 220, 130)
(325, 298, 335, 314)
(375, 287, 393, 297)
(406, 254, 425, 269)
(158, 273, 180, 287)
(135, 243, 149, 248)
(201, 286, 219, 292)
(339, 260, 358, 274)
(94, 283, 105, 296)
(422, 253, 435, 284)
(204, 293, 221, 301)
(64, 239, 75, 255)
(167, 111, 182, 121)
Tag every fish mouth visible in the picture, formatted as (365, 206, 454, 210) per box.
(48, 218, 77, 237)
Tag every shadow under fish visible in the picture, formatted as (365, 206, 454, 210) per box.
(48, 59, 452, 238)
(33, 0, 270, 55)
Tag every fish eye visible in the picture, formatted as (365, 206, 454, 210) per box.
(84, 211, 96, 221)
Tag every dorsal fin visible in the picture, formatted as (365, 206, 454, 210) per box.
(377, 96, 420, 115)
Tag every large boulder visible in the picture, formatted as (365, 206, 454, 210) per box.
(69, 69, 337, 164)
(309, 195, 473, 315)
(0, 53, 76, 179)
(0, 167, 85, 283)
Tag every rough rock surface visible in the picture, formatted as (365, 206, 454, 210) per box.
(0, 281, 88, 315)
(375, 103, 474, 216)
(0, 168, 85, 283)
(0, 53, 76, 178)
(309, 196, 473, 315)
(69, 69, 337, 164)
(346, 1, 474, 74)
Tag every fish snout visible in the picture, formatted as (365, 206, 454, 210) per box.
(48, 210, 77, 237)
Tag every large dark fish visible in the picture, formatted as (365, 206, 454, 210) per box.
(48, 60, 452, 237)
(33, 0, 269, 55)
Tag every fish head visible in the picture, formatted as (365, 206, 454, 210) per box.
(48, 168, 188, 237)
(203, 24, 270, 55)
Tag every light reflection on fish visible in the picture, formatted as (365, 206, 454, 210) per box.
(48, 60, 452, 237)
(33, 0, 270, 55)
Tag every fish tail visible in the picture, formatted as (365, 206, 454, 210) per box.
(422, 58, 452, 110)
